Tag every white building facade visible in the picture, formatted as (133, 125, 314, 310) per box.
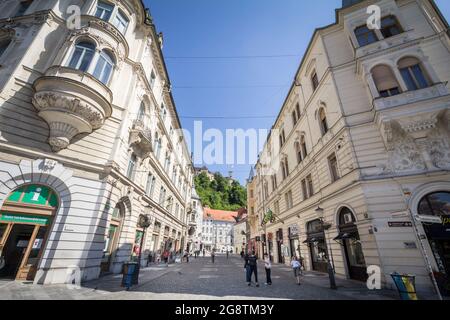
(0, 0, 193, 284)
(186, 187, 204, 253)
(253, 0, 450, 297)
(202, 208, 235, 253)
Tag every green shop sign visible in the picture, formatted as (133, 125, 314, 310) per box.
(262, 209, 275, 226)
(0, 212, 50, 226)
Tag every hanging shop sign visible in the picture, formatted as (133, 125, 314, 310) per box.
(289, 224, 299, 237)
(262, 209, 275, 225)
(388, 221, 412, 228)
(0, 212, 50, 226)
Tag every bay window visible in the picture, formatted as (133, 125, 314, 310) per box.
(92, 50, 115, 84)
(68, 41, 95, 72)
(398, 57, 430, 91)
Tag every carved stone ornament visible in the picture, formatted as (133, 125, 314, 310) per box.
(32, 66, 112, 152)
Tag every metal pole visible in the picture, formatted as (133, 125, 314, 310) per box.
(322, 220, 337, 290)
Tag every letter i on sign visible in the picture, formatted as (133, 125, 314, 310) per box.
(31, 188, 42, 202)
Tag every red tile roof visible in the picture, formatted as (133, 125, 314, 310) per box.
(203, 208, 238, 222)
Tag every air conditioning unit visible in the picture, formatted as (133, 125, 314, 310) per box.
(343, 213, 353, 224)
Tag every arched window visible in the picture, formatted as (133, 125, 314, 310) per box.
(311, 71, 319, 92)
(68, 41, 95, 72)
(319, 108, 328, 135)
(371, 64, 401, 97)
(354, 24, 378, 47)
(295, 141, 302, 164)
(93, 50, 115, 84)
(398, 57, 430, 91)
(418, 192, 450, 216)
(0, 38, 11, 58)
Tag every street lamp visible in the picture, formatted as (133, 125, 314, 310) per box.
(136, 213, 151, 279)
(315, 206, 337, 290)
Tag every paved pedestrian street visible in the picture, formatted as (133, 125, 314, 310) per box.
(0, 255, 401, 300)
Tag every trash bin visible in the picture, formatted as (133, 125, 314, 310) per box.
(391, 272, 418, 300)
(122, 262, 139, 290)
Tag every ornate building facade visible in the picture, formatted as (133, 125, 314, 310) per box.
(0, 0, 193, 284)
(251, 0, 450, 297)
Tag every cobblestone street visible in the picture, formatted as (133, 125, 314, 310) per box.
(0, 255, 400, 300)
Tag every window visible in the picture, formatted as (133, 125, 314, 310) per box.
(380, 16, 403, 39)
(68, 41, 95, 72)
(112, 9, 129, 34)
(279, 129, 286, 147)
(15, 0, 33, 17)
(126, 153, 137, 179)
(295, 103, 301, 120)
(398, 57, 430, 91)
(285, 190, 293, 209)
(150, 70, 156, 88)
(274, 201, 280, 215)
(300, 136, 307, 159)
(264, 181, 269, 199)
(95, 1, 114, 21)
(354, 25, 378, 47)
(146, 174, 156, 196)
(281, 158, 289, 180)
(371, 65, 401, 97)
(0, 38, 11, 58)
(271, 174, 277, 191)
(250, 189, 254, 198)
(301, 179, 308, 200)
(92, 50, 115, 84)
(328, 153, 339, 182)
(159, 187, 166, 205)
(137, 102, 145, 122)
(291, 110, 298, 125)
(295, 141, 302, 164)
(306, 174, 314, 197)
(311, 71, 319, 92)
(319, 108, 328, 135)
(164, 153, 171, 172)
(160, 103, 167, 121)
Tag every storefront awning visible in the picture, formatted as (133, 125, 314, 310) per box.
(303, 237, 318, 244)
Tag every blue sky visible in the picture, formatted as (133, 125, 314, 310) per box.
(146, 0, 450, 185)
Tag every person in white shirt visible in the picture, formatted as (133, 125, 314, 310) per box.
(264, 253, 272, 285)
(291, 256, 301, 285)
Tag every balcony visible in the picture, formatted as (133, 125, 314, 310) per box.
(32, 66, 113, 151)
(373, 83, 449, 111)
(129, 119, 153, 159)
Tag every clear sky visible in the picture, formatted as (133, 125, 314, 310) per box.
(145, 0, 450, 185)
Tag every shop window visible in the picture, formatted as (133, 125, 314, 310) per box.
(354, 24, 378, 47)
(14, 0, 33, 17)
(95, 1, 114, 21)
(380, 16, 403, 39)
(92, 50, 115, 84)
(68, 41, 96, 72)
(371, 64, 401, 97)
(398, 57, 430, 91)
(319, 107, 328, 135)
(311, 71, 319, 92)
(0, 38, 11, 58)
(418, 192, 450, 216)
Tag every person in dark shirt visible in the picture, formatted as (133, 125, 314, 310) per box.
(244, 250, 259, 287)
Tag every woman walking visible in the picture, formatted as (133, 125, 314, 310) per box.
(264, 253, 272, 285)
(291, 256, 301, 285)
(244, 250, 259, 287)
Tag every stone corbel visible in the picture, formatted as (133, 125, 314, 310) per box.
(396, 111, 439, 140)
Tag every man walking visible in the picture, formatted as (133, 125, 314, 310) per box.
(264, 253, 272, 285)
(203, 249, 205, 257)
(244, 250, 259, 287)
(211, 250, 215, 263)
(291, 256, 301, 285)
(226, 250, 229, 259)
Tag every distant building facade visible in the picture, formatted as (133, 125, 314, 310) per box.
(202, 208, 236, 253)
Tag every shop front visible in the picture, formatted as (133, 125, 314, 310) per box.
(288, 224, 301, 260)
(334, 207, 367, 281)
(276, 228, 284, 264)
(100, 203, 125, 274)
(0, 184, 57, 281)
(417, 191, 450, 296)
(304, 219, 328, 273)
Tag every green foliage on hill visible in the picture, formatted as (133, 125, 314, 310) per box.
(194, 172, 247, 211)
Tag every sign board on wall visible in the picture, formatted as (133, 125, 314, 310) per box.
(0, 212, 50, 226)
(388, 221, 412, 227)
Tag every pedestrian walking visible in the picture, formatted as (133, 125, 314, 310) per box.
(240, 250, 244, 258)
(264, 253, 272, 285)
(291, 256, 301, 285)
(244, 250, 259, 287)
(211, 250, 215, 263)
(203, 249, 205, 257)
(226, 250, 229, 259)
(184, 250, 189, 263)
